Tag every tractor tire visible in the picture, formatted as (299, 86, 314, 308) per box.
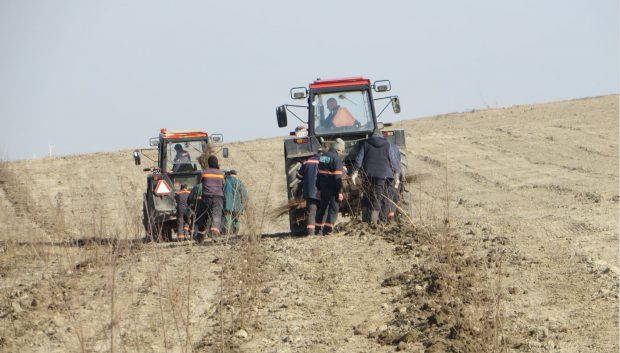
(289, 209, 306, 236)
(149, 220, 173, 242)
(286, 160, 302, 199)
(160, 221, 174, 242)
(398, 151, 414, 220)
(142, 195, 160, 241)
(142, 197, 150, 237)
(285, 159, 305, 235)
(143, 198, 172, 242)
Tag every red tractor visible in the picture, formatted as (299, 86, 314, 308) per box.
(275, 77, 410, 234)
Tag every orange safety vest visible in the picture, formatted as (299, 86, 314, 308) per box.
(331, 107, 357, 127)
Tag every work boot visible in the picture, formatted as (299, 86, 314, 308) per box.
(322, 226, 333, 236)
(210, 232, 220, 243)
(314, 227, 321, 236)
(194, 232, 205, 243)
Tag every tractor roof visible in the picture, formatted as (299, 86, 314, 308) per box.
(309, 76, 371, 89)
(159, 128, 209, 140)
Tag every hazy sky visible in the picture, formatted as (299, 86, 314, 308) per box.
(1, 0, 618, 160)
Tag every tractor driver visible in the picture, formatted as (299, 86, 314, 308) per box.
(172, 144, 193, 172)
(319, 98, 361, 130)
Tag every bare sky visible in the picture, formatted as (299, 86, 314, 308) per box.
(1, 0, 618, 160)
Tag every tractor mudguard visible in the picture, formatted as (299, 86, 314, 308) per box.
(153, 193, 176, 214)
(384, 129, 406, 148)
(284, 136, 321, 159)
(147, 174, 177, 215)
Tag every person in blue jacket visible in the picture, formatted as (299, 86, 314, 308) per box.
(352, 132, 391, 223)
(315, 138, 346, 235)
(382, 141, 402, 223)
(296, 151, 321, 235)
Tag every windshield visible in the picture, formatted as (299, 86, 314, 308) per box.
(166, 140, 207, 173)
(312, 90, 374, 134)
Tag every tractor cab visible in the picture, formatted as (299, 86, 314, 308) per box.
(134, 129, 226, 190)
(277, 77, 401, 139)
(311, 89, 374, 135)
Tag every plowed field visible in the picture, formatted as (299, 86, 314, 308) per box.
(1, 95, 617, 352)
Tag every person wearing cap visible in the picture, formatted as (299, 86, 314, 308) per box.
(352, 132, 391, 223)
(174, 184, 191, 240)
(296, 149, 322, 235)
(294, 125, 309, 137)
(195, 155, 225, 242)
(172, 144, 192, 172)
(223, 170, 248, 235)
(315, 138, 346, 235)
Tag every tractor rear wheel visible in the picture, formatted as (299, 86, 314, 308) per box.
(142, 197, 160, 241)
(143, 202, 173, 242)
(160, 222, 173, 242)
(285, 159, 306, 235)
(149, 220, 173, 242)
(142, 198, 150, 238)
(289, 209, 306, 236)
(398, 151, 414, 221)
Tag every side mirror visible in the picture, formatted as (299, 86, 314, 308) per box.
(133, 150, 141, 165)
(290, 87, 308, 100)
(210, 134, 224, 144)
(391, 97, 401, 114)
(373, 80, 391, 92)
(149, 137, 159, 147)
(276, 105, 288, 127)
(223, 147, 229, 158)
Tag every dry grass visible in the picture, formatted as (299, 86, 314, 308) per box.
(0, 148, 501, 352)
(270, 198, 304, 220)
(0, 154, 149, 352)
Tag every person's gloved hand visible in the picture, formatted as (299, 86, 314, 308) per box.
(394, 173, 400, 189)
(351, 171, 359, 185)
(337, 193, 343, 202)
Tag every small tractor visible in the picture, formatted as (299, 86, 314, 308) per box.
(275, 76, 410, 234)
(133, 129, 228, 241)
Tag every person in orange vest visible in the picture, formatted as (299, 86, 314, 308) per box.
(195, 155, 225, 242)
(174, 184, 191, 240)
(322, 98, 361, 129)
(296, 151, 322, 235)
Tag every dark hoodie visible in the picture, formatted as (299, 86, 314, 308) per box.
(354, 135, 391, 179)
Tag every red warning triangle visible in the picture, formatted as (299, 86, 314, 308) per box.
(154, 180, 172, 196)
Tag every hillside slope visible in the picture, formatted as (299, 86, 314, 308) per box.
(0, 95, 617, 352)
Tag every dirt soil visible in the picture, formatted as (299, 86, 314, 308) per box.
(0, 95, 617, 353)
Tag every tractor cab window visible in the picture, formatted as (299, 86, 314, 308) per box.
(312, 90, 374, 135)
(166, 140, 207, 173)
